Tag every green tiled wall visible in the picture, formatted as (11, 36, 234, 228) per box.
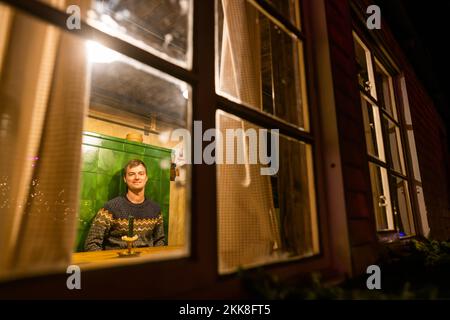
(75, 132, 172, 251)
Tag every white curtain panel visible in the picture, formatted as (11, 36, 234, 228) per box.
(0, 0, 90, 279)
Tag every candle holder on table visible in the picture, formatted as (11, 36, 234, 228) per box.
(117, 215, 141, 257)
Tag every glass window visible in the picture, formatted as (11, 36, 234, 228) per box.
(0, 1, 193, 279)
(216, 110, 319, 274)
(217, 0, 309, 130)
(374, 60, 397, 119)
(263, 0, 301, 28)
(215, 1, 318, 274)
(87, 0, 193, 68)
(368, 163, 393, 231)
(77, 43, 191, 255)
(353, 33, 416, 238)
(354, 35, 375, 97)
(382, 116, 406, 174)
(361, 96, 384, 159)
(389, 175, 415, 237)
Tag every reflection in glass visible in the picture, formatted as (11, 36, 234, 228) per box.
(216, 110, 319, 274)
(390, 176, 415, 237)
(354, 37, 371, 93)
(368, 163, 394, 231)
(217, 0, 308, 129)
(77, 41, 191, 252)
(87, 0, 192, 67)
(375, 61, 397, 119)
(263, 0, 301, 28)
(361, 97, 382, 158)
(382, 116, 405, 174)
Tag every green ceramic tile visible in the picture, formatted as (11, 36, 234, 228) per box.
(119, 177, 127, 195)
(107, 171, 122, 199)
(80, 172, 96, 200)
(157, 158, 171, 175)
(96, 174, 112, 202)
(144, 147, 158, 157)
(75, 225, 91, 252)
(146, 170, 158, 183)
(145, 157, 161, 181)
(95, 200, 105, 213)
(161, 205, 169, 218)
(74, 228, 83, 252)
(125, 143, 145, 156)
(145, 147, 171, 159)
(98, 149, 125, 174)
(113, 151, 127, 173)
(161, 166, 170, 183)
(145, 180, 159, 203)
(101, 138, 124, 151)
(123, 153, 143, 166)
(78, 199, 94, 222)
(81, 145, 98, 173)
(97, 149, 113, 173)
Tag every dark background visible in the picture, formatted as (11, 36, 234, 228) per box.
(376, 0, 450, 150)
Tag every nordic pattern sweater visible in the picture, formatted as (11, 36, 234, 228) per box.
(84, 195, 165, 251)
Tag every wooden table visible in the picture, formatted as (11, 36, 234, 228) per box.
(72, 246, 185, 265)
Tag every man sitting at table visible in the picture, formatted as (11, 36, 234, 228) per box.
(84, 159, 165, 251)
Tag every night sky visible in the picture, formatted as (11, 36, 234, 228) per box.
(377, 0, 450, 149)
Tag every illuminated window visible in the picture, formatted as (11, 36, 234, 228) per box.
(77, 44, 191, 259)
(0, 0, 192, 278)
(87, 0, 192, 68)
(216, 0, 308, 130)
(216, 0, 319, 274)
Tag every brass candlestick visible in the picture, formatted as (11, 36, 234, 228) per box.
(117, 215, 141, 257)
(118, 235, 140, 257)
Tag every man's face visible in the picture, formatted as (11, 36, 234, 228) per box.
(124, 164, 148, 191)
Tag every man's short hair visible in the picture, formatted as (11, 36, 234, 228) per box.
(123, 159, 147, 177)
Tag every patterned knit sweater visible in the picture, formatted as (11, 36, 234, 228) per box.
(84, 195, 165, 251)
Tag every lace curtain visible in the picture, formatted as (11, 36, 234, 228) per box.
(217, 0, 282, 273)
(0, 0, 90, 278)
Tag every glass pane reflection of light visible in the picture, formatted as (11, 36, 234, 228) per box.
(86, 40, 120, 64)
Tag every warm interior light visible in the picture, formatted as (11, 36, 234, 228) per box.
(182, 88, 189, 99)
(86, 40, 120, 64)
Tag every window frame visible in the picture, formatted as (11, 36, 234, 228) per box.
(0, 0, 339, 292)
(352, 30, 421, 239)
(214, 0, 335, 273)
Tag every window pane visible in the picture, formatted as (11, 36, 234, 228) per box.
(78, 41, 191, 254)
(361, 97, 382, 158)
(263, 0, 301, 28)
(216, 110, 319, 274)
(368, 163, 394, 231)
(354, 37, 372, 95)
(217, 0, 308, 129)
(389, 176, 415, 237)
(375, 61, 397, 119)
(87, 0, 192, 68)
(360, 95, 387, 162)
(382, 116, 405, 174)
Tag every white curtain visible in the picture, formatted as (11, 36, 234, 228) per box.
(0, 0, 90, 278)
(217, 0, 281, 273)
